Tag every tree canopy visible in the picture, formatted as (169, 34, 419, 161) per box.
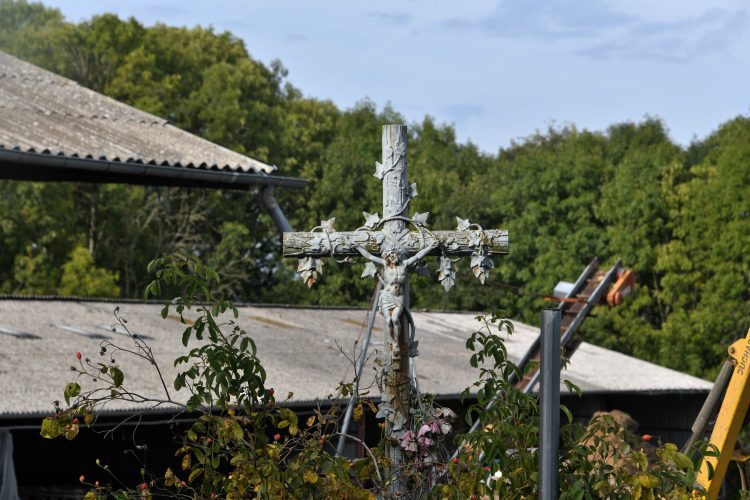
(1, 0, 750, 380)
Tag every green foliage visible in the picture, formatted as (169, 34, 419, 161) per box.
(58, 246, 120, 297)
(3, 0, 750, 379)
(41, 260, 718, 499)
(456, 312, 718, 500)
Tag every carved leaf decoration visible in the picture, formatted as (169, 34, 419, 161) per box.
(321, 218, 336, 233)
(376, 402, 394, 419)
(412, 212, 429, 226)
(470, 249, 494, 284)
(374, 161, 385, 180)
(362, 262, 379, 279)
(363, 211, 381, 229)
(410, 183, 418, 199)
(456, 216, 471, 231)
(468, 231, 482, 247)
(437, 256, 456, 292)
(414, 261, 431, 278)
(392, 142, 406, 159)
(297, 257, 324, 288)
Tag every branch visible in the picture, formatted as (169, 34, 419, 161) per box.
(330, 432, 382, 483)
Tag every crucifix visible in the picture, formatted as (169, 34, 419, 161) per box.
(283, 124, 508, 495)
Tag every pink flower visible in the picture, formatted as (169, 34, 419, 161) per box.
(418, 424, 431, 437)
(401, 430, 418, 452)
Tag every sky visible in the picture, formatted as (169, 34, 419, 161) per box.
(46, 0, 750, 154)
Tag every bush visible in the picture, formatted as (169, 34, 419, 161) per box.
(41, 254, 717, 499)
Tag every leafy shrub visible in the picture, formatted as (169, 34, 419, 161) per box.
(41, 255, 717, 499)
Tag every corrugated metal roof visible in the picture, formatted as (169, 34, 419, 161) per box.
(0, 50, 276, 175)
(0, 299, 712, 418)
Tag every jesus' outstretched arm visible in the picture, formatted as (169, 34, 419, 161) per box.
(354, 245, 385, 266)
(405, 241, 439, 267)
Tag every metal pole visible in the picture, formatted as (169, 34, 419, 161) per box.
(540, 308, 561, 500)
(336, 283, 381, 456)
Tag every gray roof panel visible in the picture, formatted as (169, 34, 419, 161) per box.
(0, 51, 277, 176)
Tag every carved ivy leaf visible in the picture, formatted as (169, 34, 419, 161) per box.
(376, 402, 395, 419)
(437, 256, 456, 292)
(470, 249, 494, 284)
(321, 218, 336, 233)
(374, 161, 385, 180)
(410, 183, 418, 199)
(362, 262, 379, 279)
(412, 212, 429, 226)
(456, 216, 471, 231)
(392, 142, 406, 159)
(297, 257, 324, 288)
(363, 212, 381, 229)
(468, 231, 482, 247)
(414, 261, 431, 278)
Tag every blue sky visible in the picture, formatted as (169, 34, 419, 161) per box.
(46, 0, 750, 154)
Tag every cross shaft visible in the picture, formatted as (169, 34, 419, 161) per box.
(282, 124, 508, 497)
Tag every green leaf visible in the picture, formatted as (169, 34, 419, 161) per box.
(261, 464, 273, 478)
(560, 404, 573, 424)
(64, 382, 81, 405)
(111, 367, 124, 387)
(182, 327, 192, 347)
(187, 281, 198, 299)
(40, 418, 62, 439)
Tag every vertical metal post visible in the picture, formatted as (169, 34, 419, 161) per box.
(381, 124, 411, 498)
(540, 308, 561, 500)
(336, 283, 382, 457)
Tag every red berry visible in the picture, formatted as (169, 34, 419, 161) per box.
(468, 456, 473, 461)
(141, 483, 147, 490)
(73, 418, 78, 424)
(269, 401, 274, 407)
(269, 388, 274, 396)
(319, 439, 324, 444)
(349, 462, 354, 467)
(77, 352, 82, 359)
(54, 414, 60, 419)
(79, 476, 85, 482)
(206, 438, 212, 443)
(453, 457, 459, 464)
(274, 434, 281, 441)
(181, 481, 186, 486)
(95, 482, 99, 487)
(396, 492, 401, 497)
(642, 434, 652, 442)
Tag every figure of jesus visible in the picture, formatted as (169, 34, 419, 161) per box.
(355, 242, 438, 356)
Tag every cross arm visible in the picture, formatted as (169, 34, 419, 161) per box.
(282, 229, 508, 259)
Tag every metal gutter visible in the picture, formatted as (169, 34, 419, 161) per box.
(0, 148, 309, 190)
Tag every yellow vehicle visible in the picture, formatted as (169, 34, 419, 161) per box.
(685, 327, 750, 499)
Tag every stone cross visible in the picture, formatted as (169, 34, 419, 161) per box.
(283, 124, 508, 494)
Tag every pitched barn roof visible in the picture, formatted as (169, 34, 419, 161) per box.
(0, 51, 306, 190)
(0, 299, 712, 419)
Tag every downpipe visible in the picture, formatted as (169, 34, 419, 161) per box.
(261, 185, 293, 234)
